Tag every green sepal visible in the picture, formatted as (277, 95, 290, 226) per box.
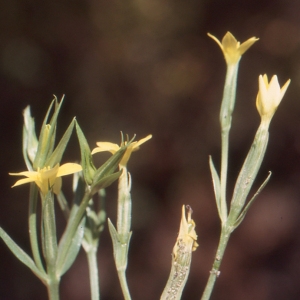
(33, 96, 64, 169)
(91, 170, 122, 196)
(22, 106, 38, 171)
(91, 146, 127, 188)
(0, 227, 48, 283)
(45, 118, 75, 168)
(58, 216, 86, 276)
(75, 121, 96, 185)
(108, 219, 132, 270)
(209, 156, 222, 221)
(230, 171, 271, 231)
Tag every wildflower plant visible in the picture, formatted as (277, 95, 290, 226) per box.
(0, 31, 291, 300)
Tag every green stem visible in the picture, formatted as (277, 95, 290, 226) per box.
(200, 226, 231, 300)
(47, 278, 60, 300)
(86, 248, 100, 300)
(219, 63, 239, 222)
(28, 183, 45, 272)
(117, 270, 131, 300)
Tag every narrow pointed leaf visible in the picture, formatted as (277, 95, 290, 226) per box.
(92, 147, 127, 185)
(231, 171, 271, 231)
(75, 121, 96, 185)
(209, 156, 222, 220)
(108, 219, 132, 269)
(57, 216, 86, 276)
(0, 227, 47, 282)
(91, 170, 122, 196)
(34, 97, 64, 168)
(46, 118, 75, 167)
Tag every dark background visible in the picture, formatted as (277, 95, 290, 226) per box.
(1, 0, 300, 299)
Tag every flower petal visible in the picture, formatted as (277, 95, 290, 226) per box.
(92, 142, 120, 155)
(56, 163, 82, 177)
(9, 170, 38, 178)
(133, 134, 152, 150)
(238, 37, 259, 56)
(11, 177, 37, 187)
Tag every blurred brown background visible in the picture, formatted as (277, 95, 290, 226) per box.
(1, 0, 300, 299)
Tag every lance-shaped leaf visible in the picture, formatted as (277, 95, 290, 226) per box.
(108, 219, 132, 270)
(45, 118, 76, 168)
(33, 96, 64, 169)
(0, 227, 47, 283)
(209, 156, 222, 221)
(22, 106, 38, 171)
(58, 216, 86, 276)
(75, 121, 96, 185)
(230, 172, 271, 231)
(90, 170, 122, 196)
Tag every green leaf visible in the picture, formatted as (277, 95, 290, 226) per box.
(209, 156, 222, 220)
(75, 121, 96, 185)
(108, 219, 132, 270)
(58, 216, 86, 276)
(231, 171, 272, 231)
(34, 96, 64, 168)
(22, 106, 38, 171)
(0, 227, 47, 283)
(45, 118, 75, 168)
(90, 170, 122, 196)
(92, 147, 127, 187)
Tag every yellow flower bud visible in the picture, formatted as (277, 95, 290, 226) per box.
(256, 74, 291, 123)
(208, 32, 259, 65)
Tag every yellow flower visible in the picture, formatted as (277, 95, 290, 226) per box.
(91, 134, 152, 167)
(173, 205, 198, 259)
(256, 74, 291, 122)
(208, 32, 259, 65)
(10, 163, 82, 195)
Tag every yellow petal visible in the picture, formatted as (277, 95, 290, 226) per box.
(56, 163, 82, 177)
(132, 134, 152, 151)
(91, 142, 120, 155)
(9, 170, 38, 177)
(52, 177, 62, 195)
(11, 177, 37, 187)
(256, 74, 290, 122)
(208, 31, 259, 65)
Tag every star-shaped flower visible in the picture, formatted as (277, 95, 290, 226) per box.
(256, 74, 290, 123)
(208, 32, 259, 65)
(10, 163, 82, 195)
(91, 134, 152, 167)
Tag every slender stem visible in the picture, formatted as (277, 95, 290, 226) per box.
(219, 64, 239, 221)
(117, 270, 131, 300)
(86, 248, 100, 300)
(220, 129, 229, 219)
(28, 183, 45, 272)
(47, 278, 60, 300)
(201, 226, 231, 300)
